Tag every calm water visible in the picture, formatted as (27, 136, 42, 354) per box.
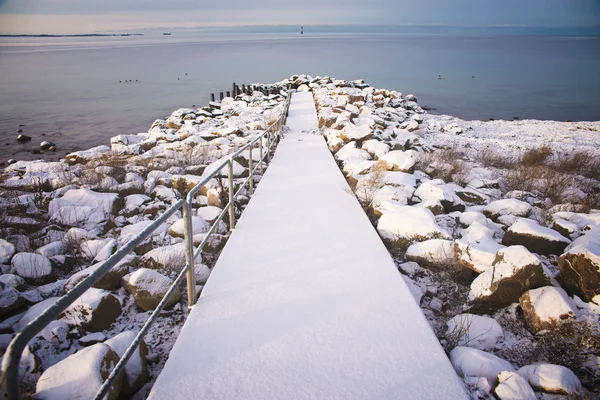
(1, 32, 599, 164)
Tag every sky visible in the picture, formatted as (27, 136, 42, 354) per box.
(0, 0, 599, 34)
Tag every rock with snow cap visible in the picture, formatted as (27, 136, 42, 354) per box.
(494, 371, 536, 400)
(558, 225, 600, 302)
(121, 268, 181, 311)
(0, 239, 16, 264)
(468, 246, 550, 313)
(377, 206, 450, 242)
(502, 218, 571, 256)
(61, 288, 122, 332)
(65, 145, 111, 165)
(517, 363, 582, 396)
(405, 239, 456, 268)
(10, 252, 53, 282)
(483, 199, 531, 221)
(446, 314, 504, 351)
(455, 222, 505, 273)
(0, 287, 26, 317)
(519, 286, 576, 333)
(450, 346, 515, 386)
(105, 331, 149, 396)
(35, 343, 122, 400)
(377, 150, 416, 173)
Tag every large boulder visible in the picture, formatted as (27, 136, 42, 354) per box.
(446, 314, 504, 351)
(413, 181, 465, 213)
(138, 242, 186, 272)
(558, 226, 600, 302)
(104, 331, 149, 396)
(454, 222, 504, 273)
(502, 218, 571, 256)
(62, 255, 136, 293)
(518, 363, 582, 396)
(483, 199, 531, 221)
(121, 268, 181, 311)
(0, 287, 26, 318)
(494, 371, 536, 400)
(468, 246, 550, 313)
(405, 239, 456, 268)
(339, 123, 373, 143)
(168, 216, 209, 239)
(519, 286, 576, 333)
(0, 239, 15, 264)
(376, 206, 450, 243)
(35, 343, 122, 400)
(377, 150, 416, 172)
(450, 346, 515, 385)
(10, 252, 53, 282)
(62, 288, 122, 332)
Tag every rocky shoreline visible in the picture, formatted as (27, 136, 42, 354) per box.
(1, 75, 600, 398)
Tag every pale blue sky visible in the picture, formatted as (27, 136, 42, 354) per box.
(1, 0, 599, 34)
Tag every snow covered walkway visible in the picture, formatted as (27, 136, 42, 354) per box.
(149, 92, 468, 400)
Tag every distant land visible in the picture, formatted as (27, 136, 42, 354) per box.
(0, 33, 144, 38)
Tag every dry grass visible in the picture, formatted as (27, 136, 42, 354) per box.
(417, 149, 471, 185)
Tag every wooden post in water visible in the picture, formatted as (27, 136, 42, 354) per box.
(211, 93, 215, 102)
(220, 92, 224, 101)
(232, 82, 237, 96)
(226, 91, 230, 97)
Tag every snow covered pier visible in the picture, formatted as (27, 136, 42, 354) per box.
(149, 92, 468, 400)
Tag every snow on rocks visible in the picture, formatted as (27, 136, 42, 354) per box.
(558, 225, 600, 302)
(494, 371, 536, 400)
(105, 331, 149, 396)
(168, 216, 209, 239)
(62, 255, 135, 292)
(197, 206, 223, 224)
(455, 222, 505, 273)
(377, 150, 416, 172)
(377, 205, 450, 242)
(35, 343, 122, 400)
(405, 239, 456, 268)
(139, 242, 186, 271)
(519, 286, 576, 333)
(518, 363, 582, 396)
(413, 180, 465, 213)
(0, 239, 16, 264)
(450, 346, 515, 385)
(64, 145, 111, 165)
(371, 186, 408, 210)
(62, 288, 122, 332)
(339, 123, 373, 143)
(334, 141, 371, 163)
(16, 297, 59, 331)
(446, 314, 504, 351)
(0, 273, 25, 290)
(483, 199, 531, 221)
(502, 218, 571, 256)
(10, 252, 53, 281)
(468, 246, 550, 313)
(361, 139, 389, 159)
(121, 268, 181, 311)
(0, 287, 26, 317)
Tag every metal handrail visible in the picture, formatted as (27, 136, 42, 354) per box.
(0, 91, 292, 400)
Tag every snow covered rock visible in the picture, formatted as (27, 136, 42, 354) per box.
(450, 346, 515, 385)
(519, 286, 576, 333)
(10, 252, 53, 281)
(494, 371, 536, 400)
(502, 218, 571, 256)
(139, 242, 186, 272)
(55, 188, 119, 215)
(361, 139, 389, 159)
(483, 199, 531, 221)
(194, 263, 212, 285)
(35, 343, 122, 400)
(413, 181, 465, 213)
(105, 331, 149, 396)
(446, 314, 504, 351)
(62, 255, 135, 293)
(0, 274, 24, 290)
(468, 246, 550, 313)
(371, 186, 408, 210)
(442, 123, 463, 135)
(79, 332, 106, 346)
(16, 297, 59, 331)
(0, 239, 15, 264)
(377, 150, 416, 172)
(339, 123, 373, 143)
(334, 141, 371, 163)
(558, 226, 600, 302)
(377, 206, 450, 242)
(65, 145, 111, 165)
(455, 222, 504, 273)
(121, 268, 181, 311)
(62, 288, 122, 332)
(518, 364, 582, 396)
(0, 287, 26, 317)
(50, 205, 110, 232)
(168, 216, 209, 239)
(197, 206, 223, 224)
(405, 239, 456, 268)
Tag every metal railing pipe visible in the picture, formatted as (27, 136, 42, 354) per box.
(227, 159, 235, 231)
(182, 201, 196, 307)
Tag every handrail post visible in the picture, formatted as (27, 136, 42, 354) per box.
(228, 159, 235, 231)
(248, 145, 254, 195)
(266, 131, 271, 164)
(182, 202, 196, 307)
(259, 138, 264, 175)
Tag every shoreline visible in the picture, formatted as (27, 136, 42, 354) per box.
(1, 75, 599, 398)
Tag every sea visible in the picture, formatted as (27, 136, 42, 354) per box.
(1, 29, 599, 164)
